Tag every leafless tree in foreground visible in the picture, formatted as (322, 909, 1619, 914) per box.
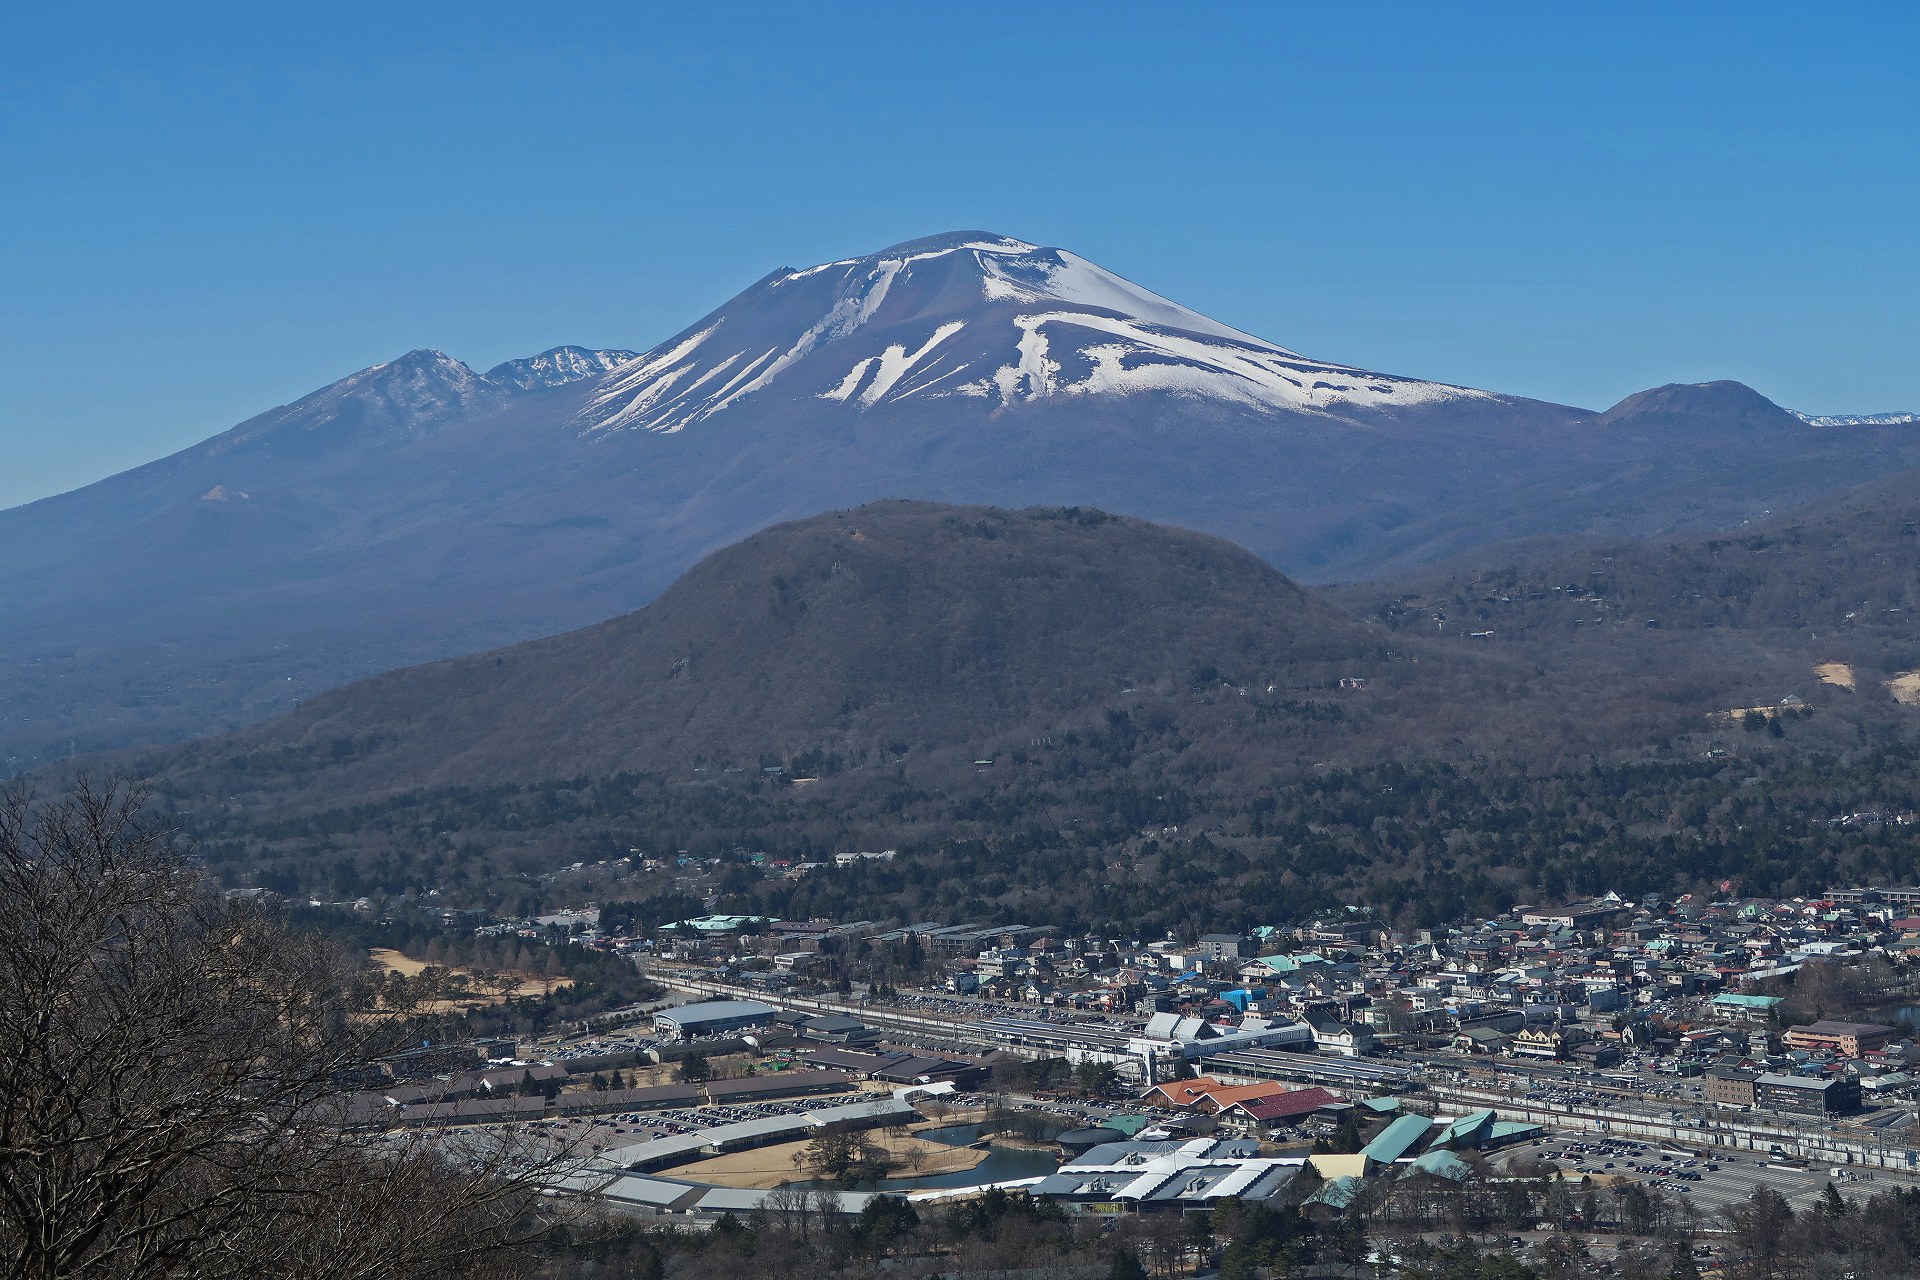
(0, 780, 564, 1280)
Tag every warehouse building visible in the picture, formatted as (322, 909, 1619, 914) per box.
(652, 999, 778, 1041)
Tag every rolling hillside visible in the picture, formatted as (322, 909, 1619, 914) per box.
(123, 497, 1920, 929)
(145, 502, 1400, 801)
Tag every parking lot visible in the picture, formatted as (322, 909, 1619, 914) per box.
(1504, 1134, 1862, 1214)
(492, 1091, 881, 1157)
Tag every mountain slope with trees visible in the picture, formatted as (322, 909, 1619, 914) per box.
(122, 492, 1920, 927)
(142, 501, 1405, 803)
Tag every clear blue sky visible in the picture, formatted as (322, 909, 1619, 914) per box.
(4, 1, 1917, 508)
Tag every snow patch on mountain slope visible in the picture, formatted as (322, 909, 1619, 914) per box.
(822, 320, 967, 406)
(978, 249, 1282, 349)
(719, 261, 906, 411)
(586, 326, 721, 432)
(787, 234, 1040, 280)
(961, 312, 1482, 412)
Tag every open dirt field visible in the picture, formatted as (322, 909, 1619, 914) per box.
(1815, 661, 1856, 690)
(668, 1130, 989, 1189)
(1713, 704, 1781, 721)
(369, 947, 571, 1012)
(1888, 672, 1920, 705)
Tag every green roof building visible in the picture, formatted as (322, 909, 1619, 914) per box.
(1360, 1114, 1434, 1164)
(1436, 1109, 1497, 1148)
(1403, 1149, 1474, 1181)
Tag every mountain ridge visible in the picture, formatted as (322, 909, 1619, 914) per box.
(1594, 380, 1805, 433)
(1792, 409, 1920, 427)
(10, 231, 1920, 768)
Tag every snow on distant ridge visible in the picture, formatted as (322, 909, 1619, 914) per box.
(1792, 409, 1920, 427)
(485, 345, 638, 392)
(579, 232, 1493, 435)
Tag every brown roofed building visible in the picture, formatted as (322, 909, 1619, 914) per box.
(1141, 1076, 1227, 1109)
(1190, 1081, 1289, 1114)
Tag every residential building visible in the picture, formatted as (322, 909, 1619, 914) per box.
(1710, 993, 1784, 1025)
(1783, 1020, 1899, 1058)
(1195, 933, 1247, 962)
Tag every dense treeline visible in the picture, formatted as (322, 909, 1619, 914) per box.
(78, 482, 1920, 932)
(519, 1170, 1920, 1280)
(177, 727, 1920, 935)
(1338, 491, 1920, 661)
(296, 907, 661, 1036)
(529, 1185, 1358, 1280)
(153, 494, 1920, 928)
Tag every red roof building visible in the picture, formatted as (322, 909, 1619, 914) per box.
(1219, 1087, 1342, 1124)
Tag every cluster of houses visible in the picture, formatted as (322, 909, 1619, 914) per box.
(616, 887, 1920, 1110)
(415, 875, 1920, 1131)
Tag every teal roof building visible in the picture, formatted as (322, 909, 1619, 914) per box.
(1359, 1114, 1434, 1164)
(1302, 1176, 1365, 1209)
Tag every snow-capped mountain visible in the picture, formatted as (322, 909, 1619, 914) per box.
(1793, 409, 1920, 427)
(486, 345, 638, 392)
(579, 232, 1492, 434)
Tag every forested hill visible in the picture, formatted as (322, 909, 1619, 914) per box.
(1330, 462, 1920, 721)
(151, 494, 1905, 827)
(136, 493, 1920, 927)
(142, 502, 1408, 806)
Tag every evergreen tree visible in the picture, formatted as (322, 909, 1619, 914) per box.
(1666, 1244, 1702, 1280)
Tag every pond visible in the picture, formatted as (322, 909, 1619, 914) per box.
(796, 1123, 1061, 1191)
